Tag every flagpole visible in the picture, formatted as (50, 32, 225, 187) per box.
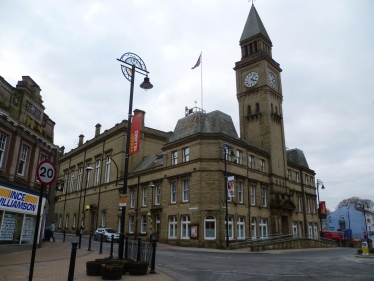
(201, 52, 203, 111)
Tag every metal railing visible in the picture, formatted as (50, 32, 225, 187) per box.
(229, 234, 336, 249)
(125, 239, 153, 264)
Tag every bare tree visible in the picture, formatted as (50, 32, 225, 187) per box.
(336, 197, 374, 211)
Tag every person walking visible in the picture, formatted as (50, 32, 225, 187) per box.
(49, 220, 56, 242)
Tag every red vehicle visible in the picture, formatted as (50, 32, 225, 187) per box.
(322, 231, 347, 241)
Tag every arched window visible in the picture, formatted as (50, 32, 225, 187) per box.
(256, 103, 260, 113)
(204, 215, 216, 240)
(271, 103, 273, 113)
(247, 105, 252, 115)
(275, 106, 278, 114)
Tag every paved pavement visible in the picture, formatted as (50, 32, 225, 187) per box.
(0, 241, 174, 281)
(0, 239, 373, 281)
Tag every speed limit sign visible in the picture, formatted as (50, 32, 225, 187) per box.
(36, 160, 56, 185)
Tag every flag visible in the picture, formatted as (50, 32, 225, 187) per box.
(130, 113, 142, 155)
(191, 53, 201, 69)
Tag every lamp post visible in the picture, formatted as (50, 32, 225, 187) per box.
(117, 52, 153, 260)
(220, 142, 234, 250)
(148, 182, 155, 234)
(78, 166, 93, 248)
(110, 157, 120, 186)
(358, 201, 369, 243)
(346, 204, 351, 229)
(316, 179, 325, 237)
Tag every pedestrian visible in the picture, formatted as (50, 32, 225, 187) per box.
(49, 220, 56, 242)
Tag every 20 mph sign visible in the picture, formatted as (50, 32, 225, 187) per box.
(36, 160, 56, 185)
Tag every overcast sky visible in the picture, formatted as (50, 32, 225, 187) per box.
(1, 0, 374, 211)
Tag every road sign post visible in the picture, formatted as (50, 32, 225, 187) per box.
(29, 160, 56, 281)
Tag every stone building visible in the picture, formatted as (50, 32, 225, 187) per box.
(54, 5, 319, 248)
(0, 76, 59, 246)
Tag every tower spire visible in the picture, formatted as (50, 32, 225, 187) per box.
(240, 5, 271, 44)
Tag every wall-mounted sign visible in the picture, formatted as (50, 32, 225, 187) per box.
(0, 186, 41, 215)
(119, 194, 127, 207)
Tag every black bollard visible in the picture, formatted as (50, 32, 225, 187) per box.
(109, 234, 114, 259)
(124, 236, 128, 259)
(78, 229, 82, 249)
(63, 230, 66, 243)
(150, 236, 157, 274)
(137, 237, 141, 261)
(87, 232, 92, 251)
(67, 242, 79, 281)
(99, 233, 103, 254)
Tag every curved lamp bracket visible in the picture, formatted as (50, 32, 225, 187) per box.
(220, 143, 233, 158)
(119, 52, 147, 82)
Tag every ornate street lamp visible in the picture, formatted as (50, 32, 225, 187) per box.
(220, 142, 234, 250)
(117, 53, 153, 259)
(78, 166, 93, 248)
(316, 179, 325, 236)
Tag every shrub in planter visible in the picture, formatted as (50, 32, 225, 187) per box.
(101, 264, 123, 280)
(86, 261, 103, 276)
(128, 261, 149, 276)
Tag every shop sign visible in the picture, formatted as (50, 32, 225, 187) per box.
(0, 186, 42, 215)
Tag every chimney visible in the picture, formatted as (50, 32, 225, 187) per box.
(95, 123, 101, 137)
(78, 134, 84, 146)
(133, 109, 145, 127)
(60, 146, 65, 155)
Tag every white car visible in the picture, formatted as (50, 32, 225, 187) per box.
(93, 228, 120, 242)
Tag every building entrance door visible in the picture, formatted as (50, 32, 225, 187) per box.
(281, 216, 289, 235)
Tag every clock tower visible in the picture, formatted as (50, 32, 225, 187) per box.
(234, 5, 288, 179)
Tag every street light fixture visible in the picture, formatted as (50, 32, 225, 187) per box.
(316, 179, 325, 237)
(220, 142, 234, 250)
(346, 204, 351, 229)
(358, 201, 369, 243)
(78, 166, 93, 248)
(117, 52, 153, 260)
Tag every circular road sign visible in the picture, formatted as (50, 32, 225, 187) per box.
(36, 160, 57, 185)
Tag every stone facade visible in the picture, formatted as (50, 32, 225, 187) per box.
(0, 76, 59, 245)
(53, 5, 320, 249)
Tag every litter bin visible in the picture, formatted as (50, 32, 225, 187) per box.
(362, 241, 369, 255)
(150, 233, 158, 243)
(368, 238, 372, 249)
(44, 229, 52, 241)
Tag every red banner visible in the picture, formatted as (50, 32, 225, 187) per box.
(130, 113, 142, 155)
(320, 201, 326, 215)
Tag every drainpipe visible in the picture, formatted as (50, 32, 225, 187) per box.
(300, 168, 308, 236)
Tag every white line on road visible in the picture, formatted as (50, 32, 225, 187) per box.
(341, 257, 362, 263)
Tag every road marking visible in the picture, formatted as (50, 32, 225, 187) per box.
(341, 257, 362, 263)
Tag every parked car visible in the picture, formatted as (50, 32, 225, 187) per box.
(93, 228, 120, 242)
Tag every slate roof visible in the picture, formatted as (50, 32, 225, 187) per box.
(169, 110, 238, 142)
(130, 154, 163, 173)
(286, 148, 309, 168)
(240, 5, 272, 44)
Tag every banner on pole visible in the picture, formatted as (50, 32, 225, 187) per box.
(320, 201, 326, 215)
(227, 176, 235, 198)
(130, 113, 142, 155)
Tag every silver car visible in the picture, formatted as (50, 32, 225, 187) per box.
(93, 228, 120, 242)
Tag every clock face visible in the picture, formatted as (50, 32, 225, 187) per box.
(268, 72, 276, 87)
(244, 72, 259, 87)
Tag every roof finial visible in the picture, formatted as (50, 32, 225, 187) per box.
(249, 0, 255, 5)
